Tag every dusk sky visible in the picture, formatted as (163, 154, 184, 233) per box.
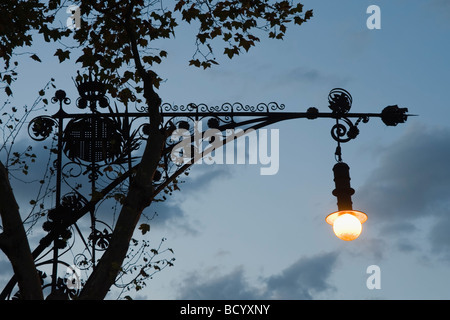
(1, 0, 450, 300)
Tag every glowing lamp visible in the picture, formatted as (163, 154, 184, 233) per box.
(327, 162, 367, 241)
(326, 210, 367, 241)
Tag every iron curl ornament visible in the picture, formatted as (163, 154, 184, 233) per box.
(52, 89, 71, 105)
(28, 116, 58, 141)
(328, 88, 352, 114)
(328, 88, 369, 145)
(160, 101, 285, 114)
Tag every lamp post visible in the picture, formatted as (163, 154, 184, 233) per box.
(0, 71, 412, 299)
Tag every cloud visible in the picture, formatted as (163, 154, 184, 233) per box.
(176, 266, 263, 300)
(358, 123, 450, 223)
(180, 165, 233, 196)
(145, 201, 199, 236)
(264, 252, 339, 299)
(143, 165, 233, 234)
(282, 66, 351, 87)
(357, 123, 450, 259)
(428, 212, 450, 260)
(176, 252, 339, 300)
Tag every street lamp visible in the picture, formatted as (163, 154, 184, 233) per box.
(321, 88, 411, 241)
(325, 162, 367, 241)
(0, 77, 411, 299)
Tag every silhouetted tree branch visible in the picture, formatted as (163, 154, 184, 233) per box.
(0, 0, 313, 300)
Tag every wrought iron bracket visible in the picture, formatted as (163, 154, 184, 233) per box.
(12, 81, 413, 300)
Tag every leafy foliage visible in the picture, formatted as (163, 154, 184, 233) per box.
(0, 0, 70, 96)
(116, 237, 175, 298)
(177, 0, 313, 67)
(66, 0, 312, 105)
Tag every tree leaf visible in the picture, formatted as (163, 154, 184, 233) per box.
(139, 223, 150, 235)
(189, 59, 201, 67)
(54, 49, 70, 63)
(30, 54, 41, 62)
(4, 86, 12, 96)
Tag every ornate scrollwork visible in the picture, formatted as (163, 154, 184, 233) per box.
(74, 253, 93, 270)
(196, 102, 232, 113)
(42, 207, 72, 249)
(160, 103, 194, 113)
(28, 116, 57, 141)
(160, 102, 285, 113)
(88, 220, 113, 251)
(268, 102, 286, 111)
(61, 161, 83, 179)
(62, 116, 124, 163)
(74, 70, 111, 111)
(42, 192, 88, 249)
(154, 101, 289, 188)
(328, 88, 352, 114)
(61, 191, 88, 212)
(331, 117, 360, 143)
(51, 89, 71, 105)
(86, 163, 102, 181)
(135, 104, 148, 113)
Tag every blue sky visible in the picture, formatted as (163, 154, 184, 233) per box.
(1, 0, 450, 300)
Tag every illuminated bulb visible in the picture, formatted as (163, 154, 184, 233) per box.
(326, 210, 367, 241)
(333, 213, 362, 241)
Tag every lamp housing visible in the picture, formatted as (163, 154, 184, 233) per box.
(326, 162, 367, 241)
